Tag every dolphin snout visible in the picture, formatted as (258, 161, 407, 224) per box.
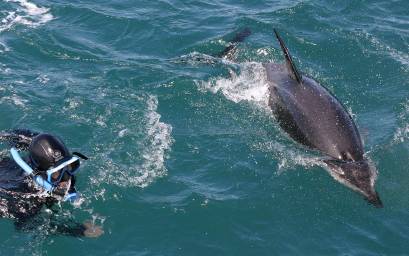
(324, 159, 382, 208)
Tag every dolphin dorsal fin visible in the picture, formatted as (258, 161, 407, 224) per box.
(273, 29, 302, 84)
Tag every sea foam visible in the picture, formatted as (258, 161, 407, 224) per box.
(90, 95, 174, 190)
(1, 0, 53, 33)
(197, 62, 270, 109)
(130, 95, 173, 188)
(394, 100, 409, 143)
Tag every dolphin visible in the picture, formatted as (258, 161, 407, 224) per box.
(262, 29, 382, 207)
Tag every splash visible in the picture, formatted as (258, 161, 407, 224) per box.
(131, 95, 173, 187)
(172, 52, 221, 66)
(197, 62, 270, 109)
(1, 0, 53, 33)
(90, 94, 173, 190)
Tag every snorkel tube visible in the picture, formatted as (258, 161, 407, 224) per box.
(10, 147, 79, 202)
(64, 191, 79, 202)
(10, 147, 54, 192)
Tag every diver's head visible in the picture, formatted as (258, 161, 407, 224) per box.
(26, 133, 86, 201)
(28, 134, 74, 198)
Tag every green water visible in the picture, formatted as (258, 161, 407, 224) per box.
(0, 0, 408, 255)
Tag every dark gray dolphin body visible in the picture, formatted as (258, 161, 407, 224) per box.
(264, 30, 382, 207)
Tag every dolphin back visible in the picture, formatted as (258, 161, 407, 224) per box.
(267, 31, 364, 161)
(267, 65, 364, 161)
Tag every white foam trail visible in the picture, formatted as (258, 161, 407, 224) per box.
(173, 52, 220, 65)
(197, 62, 270, 109)
(358, 31, 409, 67)
(8, 0, 48, 16)
(133, 95, 173, 187)
(92, 95, 173, 189)
(1, 0, 53, 32)
(394, 100, 409, 143)
(118, 128, 128, 138)
(0, 94, 27, 107)
(63, 97, 82, 110)
(35, 74, 49, 84)
(0, 41, 10, 53)
(394, 125, 409, 143)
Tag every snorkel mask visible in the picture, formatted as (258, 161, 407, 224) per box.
(10, 147, 86, 202)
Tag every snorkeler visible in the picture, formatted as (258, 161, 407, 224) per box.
(0, 129, 103, 237)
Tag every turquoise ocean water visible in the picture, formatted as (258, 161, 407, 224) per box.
(0, 0, 408, 255)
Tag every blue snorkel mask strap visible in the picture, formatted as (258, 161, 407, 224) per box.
(65, 152, 88, 202)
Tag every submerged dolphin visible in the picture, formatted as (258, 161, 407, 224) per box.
(262, 29, 382, 207)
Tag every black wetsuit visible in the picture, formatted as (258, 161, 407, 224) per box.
(0, 129, 86, 236)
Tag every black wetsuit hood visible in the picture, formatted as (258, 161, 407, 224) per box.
(29, 134, 70, 172)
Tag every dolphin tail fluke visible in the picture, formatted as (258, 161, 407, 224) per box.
(218, 28, 252, 59)
(273, 29, 302, 84)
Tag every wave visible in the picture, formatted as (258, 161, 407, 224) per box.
(355, 31, 409, 68)
(1, 0, 53, 33)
